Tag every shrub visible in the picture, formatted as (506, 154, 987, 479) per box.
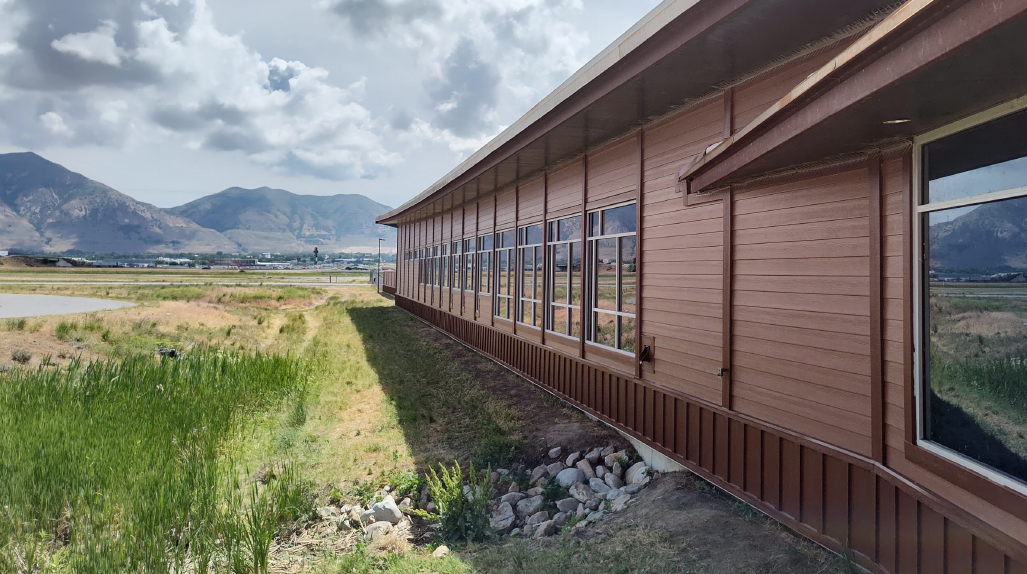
(278, 313, 307, 336)
(10, 350, 30, 365)
(54, 321, 77, 341)
(4, 318, 26, 331)
(425, 461, 492, 543)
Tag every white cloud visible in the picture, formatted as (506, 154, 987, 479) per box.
(0, 42, 16, 56)
(51, 20, 126, 67)
(40, 111, 71, 135)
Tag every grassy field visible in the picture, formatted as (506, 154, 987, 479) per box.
(0, 269, 851, 573)
(928, 282, 1027, 479)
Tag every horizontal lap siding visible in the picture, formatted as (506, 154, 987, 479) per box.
(732, 47, 843, 129)
(519, 176, 544, 223)
(478, 199, 494, 236)
(547, 161, 583, 219)
(881, 157, 907, 454)
(733, 168, 872, 457)
(587, 139, 636, 210)
(496, 189, 516, 229)
(642, 101, 724, 405)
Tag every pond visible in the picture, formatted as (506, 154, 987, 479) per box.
(0, 293, 134, 318)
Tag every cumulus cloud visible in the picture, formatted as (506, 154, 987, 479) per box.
(0, 0, 400, 181)
(51, 20, 126, 67)
(326, 0, 589, 153)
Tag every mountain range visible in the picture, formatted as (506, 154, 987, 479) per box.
(929, 195, 1027, 271)
(0, 152, 394, 254)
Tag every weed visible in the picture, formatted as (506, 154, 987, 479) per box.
(83, 316, 104, 332)
(731, 500, 764, 523)
(10, 350, 30, 365)
(279, 313, 308, 336)
(4, 318, 26, 331)
(54, 320, 77, 341)
(426, 461, 492, 543)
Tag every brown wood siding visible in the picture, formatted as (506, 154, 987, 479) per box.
(477, 198, 495, 236)
(518, 176, 545, 223)
(587, 139, 637, 210)
(732, 168, 872, 457)
(731, 46, 845, 131)
(395, 295, 1027, 573)
(547, 160, 584, 219)
(496, 188, 516, 229)
(641, 101, 725, 405)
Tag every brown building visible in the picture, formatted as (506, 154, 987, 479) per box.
(377, 1, 1027, 571)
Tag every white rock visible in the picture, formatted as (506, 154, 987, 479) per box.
(612, 462, 624, 479)
(508, 482, 520, 493)
(605, 488, 625, 500)
(516, 495, 544, 517)
(490, 502, 516, 533)
(589, 477, 612, 495)
(625, 462, 651, 486)
(432, 545, 451, 558)
(565, 452, 581, 467)
(530, 465, 548, 484)
(601, 445, 617, 458)
(569, 483, 592, 503)
(533, 520, 558, 538)
(364, 521, 392, 541)
(338, 518, 353, 531)
(367, 495, 403, 524)
(546, 461, 566, 476)
(576, 503, 586, 517)
(548, 447, 563, 459)
(611, 494, 632, 512)
(575, 459, 595, 480)
(526, 487, 544, 497)
(398, 498, 414, 514)
(500, 492, 526, 505)
(359, 509, 376, 524)
(584, 448, 603, 464)
(526, 510, 550, 525)
(604, 450, 628, 468)
(317, 506, 341, 520)
(555, 467, 585, 487)
(595, 465, 608, 479)
(585, 510, 606, 523)
(604, 473, 624, 490)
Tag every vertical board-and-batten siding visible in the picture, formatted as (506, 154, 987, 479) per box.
(389, 41, 1027, 572)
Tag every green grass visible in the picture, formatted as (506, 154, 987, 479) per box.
(0, 350, 307, 573)
(138, 286, 209, 301)
(931, 349, 1027, 416)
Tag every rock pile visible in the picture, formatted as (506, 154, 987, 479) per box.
(320, 443, 656, 542)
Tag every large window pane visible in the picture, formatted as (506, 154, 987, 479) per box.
(603, 204, 637, 235)
(926, 108, 1027, 204)
(620, 237, 637, 314)
(620, 317, 636, 353)
(595, 238, 618, 311)
(570, 244, 581, 307)
(553, 244, 569, 305)
(559, 216, 582, 241)
(594, 312, 617, 348)
(522, 249, 535, 298)
(924, 196, 1027, 483)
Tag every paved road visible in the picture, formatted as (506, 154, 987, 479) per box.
(0, 294, 135, 318)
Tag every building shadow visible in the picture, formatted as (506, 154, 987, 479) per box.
(929, 392, 1027, 480)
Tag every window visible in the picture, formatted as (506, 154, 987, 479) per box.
(464, 239, 476, 292)
(478, 234, 493, 295)
(518, 224, 544, 327)
(917, 105, 1027, 490)
(587, 203, 637, 353)
(547, 216, 582, 338)
(450, 241, 460, 291)
(440, 244, 448, 288)
(494, 230, 515, 319)
(433, 246, 441, 287)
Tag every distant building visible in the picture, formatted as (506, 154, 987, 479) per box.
(213, 258, 257, 268)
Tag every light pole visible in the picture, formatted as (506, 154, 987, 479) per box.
(377, 238, 384, 293)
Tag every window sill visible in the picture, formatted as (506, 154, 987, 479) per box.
(904, 439, 1027, 522)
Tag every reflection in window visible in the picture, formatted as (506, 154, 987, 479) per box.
(478, 235, 492, 295)
(587, 204, 637, 353)
(494, 230, 515, 320)
(921, 108, 1027, 486)
(546, 216, 581, 338)
(518, 224, 543, 328)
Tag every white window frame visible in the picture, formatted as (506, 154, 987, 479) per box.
(517, 223, 544, 329)
(913, 94, 1027, 497)
(546, 215, 582, 341)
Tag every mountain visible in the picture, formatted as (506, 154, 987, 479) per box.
(168, 187, 394, 253)
(0, 152, 236, 253)
(0, 152, 395, 255)
(929, 196, 1027, 271)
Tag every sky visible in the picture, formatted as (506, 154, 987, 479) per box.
(0, 0, 662, 210)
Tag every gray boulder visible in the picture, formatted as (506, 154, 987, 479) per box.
(569, 483, 593, 503)
(547, 461, 567, 476)
(604, 450, 628, 468)
(516, 495, 544, 517)
(533, 520, 559, 538)
(548, 447, 563, 459)
(586, 498, 602, 511)
(612, 461, 624, 479)
(623, 484, 642, 495)
(601, 445, 617, 457)
(595, 465, 608, 479)
(490, 502, 516, 533)
(611, 494, 632, 512)
(565, 452, 581, 467)
(368, 495, 403, 524)
(584, 448, 603, 464)
(589, 477, 612, 495)
(530, 465, 548, 484)
(556, 497, 579, 513)
(604, 472, 624, 489)
(526, 510, 550, 525)
(526, 487, 544, 497)
(500, 492, 527, 505)
(605, 488, 625, 500)
(555, 467, 585, 487)
(554, 511, 568, 526)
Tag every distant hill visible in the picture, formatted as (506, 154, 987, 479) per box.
(0, 152, 395, 255)
(168, 187, 394, 252)
(929, 197, 1027, 271)
(0, 152, 235, 253)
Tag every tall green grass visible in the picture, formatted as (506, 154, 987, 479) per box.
(931, 352, 1027, 414)
(0, 351, 308, 573)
